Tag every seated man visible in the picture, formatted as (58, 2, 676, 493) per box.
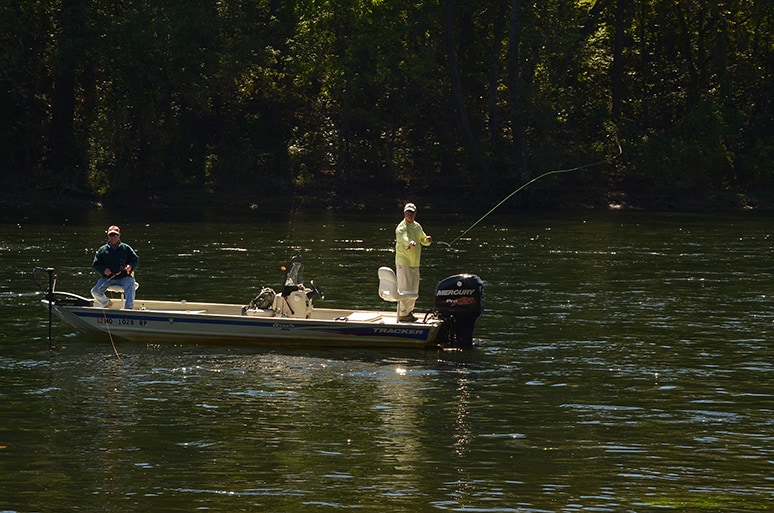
(90, 225, 139, 309)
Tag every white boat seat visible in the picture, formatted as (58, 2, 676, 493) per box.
(378, 267, 417, 303)
(106, 281, 139, 298)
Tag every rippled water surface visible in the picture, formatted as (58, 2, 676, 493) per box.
(1, 208, 771, 512)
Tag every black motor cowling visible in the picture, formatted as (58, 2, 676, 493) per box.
(432, 274, 484, 348)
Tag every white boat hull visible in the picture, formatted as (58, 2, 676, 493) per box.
(45, 297, 443, 348)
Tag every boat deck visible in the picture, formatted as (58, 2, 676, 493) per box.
(102, 298, 422, 325)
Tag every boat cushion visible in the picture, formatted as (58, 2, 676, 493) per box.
(346, 312, 382, 322)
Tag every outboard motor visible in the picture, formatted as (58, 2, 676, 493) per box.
(433, 274, 484, 348)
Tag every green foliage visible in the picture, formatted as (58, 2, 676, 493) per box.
(0, 0, 771, 209)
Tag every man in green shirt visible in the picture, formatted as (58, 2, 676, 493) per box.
(394, 202, 432, 322)
(90, 225, 139, 309)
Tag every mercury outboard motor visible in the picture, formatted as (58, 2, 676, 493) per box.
(432, 274, 484, 348)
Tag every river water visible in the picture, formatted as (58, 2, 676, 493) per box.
(0, 207, 771, 512)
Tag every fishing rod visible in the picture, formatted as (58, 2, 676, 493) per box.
(95, 265, 131, 294)
(438, 136, 622, 248)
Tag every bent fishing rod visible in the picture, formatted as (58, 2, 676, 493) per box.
(437, 136, 622, 248)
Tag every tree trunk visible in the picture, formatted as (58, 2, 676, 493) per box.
(50, 0, 80, 186)
(487, 4, 507, 141)
(611, 0, 625, 122)
(506, 0, 527, 180)
(556, 0, 612, 87)
(444, 0, 480, 170)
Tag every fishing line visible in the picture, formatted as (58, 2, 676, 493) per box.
(101, 308, 122, 361)
(437, 136, 622, 248)
(97, 272, 125, 360)
(283, 167, 305, 262)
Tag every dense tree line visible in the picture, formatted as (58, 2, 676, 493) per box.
(1, 0, 771, 209)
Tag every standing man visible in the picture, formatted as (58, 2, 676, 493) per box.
(394, 202, 432, 322)
(91, 225, 139, 309)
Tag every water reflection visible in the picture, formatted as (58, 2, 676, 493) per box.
(0, 209, 772, 511)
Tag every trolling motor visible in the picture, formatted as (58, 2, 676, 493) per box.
(282, 253, 305, 297)
(282, 254, 323, 299)
(33, 267, 56, 348)
(432, 274, 485, 348)
(243, 253, 324, 318)
(279, 253, 324, 318)
(33, 267, 93, 349)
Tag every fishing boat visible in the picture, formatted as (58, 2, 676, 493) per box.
(36, 261, 484, 349)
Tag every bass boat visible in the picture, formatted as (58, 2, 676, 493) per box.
(36, 260, 484, 349)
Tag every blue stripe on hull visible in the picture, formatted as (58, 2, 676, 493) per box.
(67, 309, 434, 343)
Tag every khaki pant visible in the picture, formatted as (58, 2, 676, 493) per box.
(396, 264, 420, 316)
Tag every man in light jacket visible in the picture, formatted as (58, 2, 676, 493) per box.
(394, 203, 432, 322)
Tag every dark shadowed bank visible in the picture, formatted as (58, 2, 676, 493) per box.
(3, 2, 771, 218)
(1, 182, 770, 215)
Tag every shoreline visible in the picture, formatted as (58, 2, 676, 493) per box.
(0, 186, 770, 214)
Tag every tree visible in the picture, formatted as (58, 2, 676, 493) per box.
(0, 0, 770, 208)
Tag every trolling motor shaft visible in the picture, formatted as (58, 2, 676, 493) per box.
(34, 267, 57, 348)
